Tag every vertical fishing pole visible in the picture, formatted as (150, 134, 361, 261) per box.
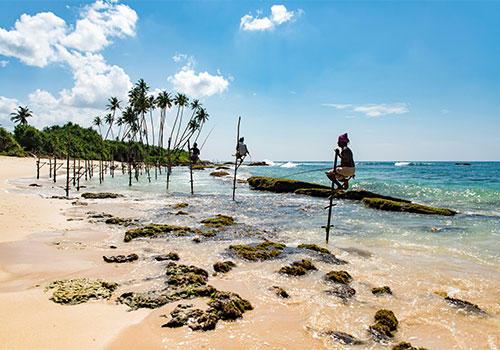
(325, 152, 338, 244)
(188, 140, 194, 195)
(232, 116, 241, 201)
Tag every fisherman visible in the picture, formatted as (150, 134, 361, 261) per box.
(326, 133, 355, 190)
(190, 142, 200, 163)
(235, 137, 249, 165)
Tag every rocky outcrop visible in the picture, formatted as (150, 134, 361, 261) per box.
(326, 270, 352, 284)
(47, 278, 117, 305)
(325, 285, 356, 299)
(279, 259, 317, 276)
(210, 171, 230, 177)
(155, 252, 180, 261)
(207, 291, 253, 320)
(229, 241, 285, 261)
(213, 261, 236, 273)
(372, 286, 393, 295)
(362, 198, 457, 216)
(162, 304, 218, 331)
(369, 309, 398, 341)
(81, 192, 123, 199)
(444, 296, 486, 315)
(272, 286, 289, 298)
(201, 215, 236, 228)
(392, 342, 428, 350)
(326, 331, 364, 345)
(103, 253, 138, 263)
(124, 224, 200, 242)
(297, 243, 348, 264)
(248, 176, 329, 193)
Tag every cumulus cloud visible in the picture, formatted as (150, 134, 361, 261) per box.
(0, 96, 19, 127)
(323, 103, 409, 117)
(240, 5, 299, 31)
(0, 1, 137, 125)
(168, 65, 229, 98)
(0, 60, 9, 67)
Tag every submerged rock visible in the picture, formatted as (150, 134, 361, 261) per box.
(201, 215, 236, 228)
(272, 286, 289, 298)
(362, 198, 457, 216)
(81, 192, 123, 199)
(279, 259, 317, 276)
(297, 243, 330, 254)
(165, 262, 209, 288)
(207, 291, 253, 320)
(210, 171, 230, 177)
(369, 309, 398, 340)
(229, 241, 286, 261)
(297, 243, 348, 264)
(326, 270, 352, 284)
(325, 285, 356, 299)
(162, 304, 218, 331)
(155, 252, 180, 261)
(47, 278, 117, 305)
(105, 217, 136, 226)
(213, 261, 236, 273)
(172, 203, 188, 209)
(445, 296, 486, 314)
(248, 162, 268, 166)
(326, 331, 364, 345)
(103, 253, 139, 263)
(124, 224, 200, 242)
(372, 286, 393, 295)
(392, 342, 428, 350)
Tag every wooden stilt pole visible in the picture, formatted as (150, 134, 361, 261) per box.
(36, 156, 40, 180)
(188, 140, 194, 195)
(232, 116, 241, 201)
(53, 155, 57, 183)
(65, 131, 71, 198)
(325, 153, 338, 244)
(49, 157, 52, 178)
(72, 157, 76, 186)
(166, 138, 172, 190)
(77, 156, 81, 191)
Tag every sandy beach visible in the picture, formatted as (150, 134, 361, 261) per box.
(1, 155, 499, 350)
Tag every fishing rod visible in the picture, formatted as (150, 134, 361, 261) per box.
(200, 125, 216, 151)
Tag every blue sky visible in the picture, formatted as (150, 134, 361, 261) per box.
(0, 1, 499, 161)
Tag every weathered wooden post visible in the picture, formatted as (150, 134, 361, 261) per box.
(65, 130, 71, 198)
(77, 156, 81, 191)
(188, 140, 194, 195)
(325, 152, 338, 244)
(53, 155, 57, 183)
(49, 157, 52, 178)
(232, 116, 241, 201)
(72, 157, 76, 186)
(36, 155, 40, 180)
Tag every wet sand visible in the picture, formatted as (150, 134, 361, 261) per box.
(1, 155, 499, 350)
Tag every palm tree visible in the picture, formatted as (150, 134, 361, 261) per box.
(177, 100, 202, 148)
(148, 95, 156, 148)
(104, 113, 114, 139)
(10, 106, 33, 125)
(171, 93, 189, 148)
(104, 97, 121, 140)
(194, 108, 209, 143)
(93, 116, 103, 136)
(155, 91, 173, 149)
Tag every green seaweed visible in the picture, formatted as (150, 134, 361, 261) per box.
(370, 309, 399, 339)
(297, 243, 331, 255)
(213, 261, 236, 273)
(172, 203, 189, 209)
(229, 241, 286, 261)
(207, 291, 253, 320)
(47, 278, 117, 305)
(279, 265, 306, 276)
(326, 270, 352, 284)
(362, 198, 457, 216)
(272, 286, 289, 298)
(105, 217, 136, 226)
(210, 171, 230, 177)
(372, 286, 393, 295)
(392, 342, 428, 350)
(201, 215, 236, 228)
(81, 192, 123, 199)
(124, 224, 200, 242)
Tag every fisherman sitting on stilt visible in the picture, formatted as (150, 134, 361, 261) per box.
(190, 142, 200, 163)
(235, 137, 249, 167)
(326, 133, 355, 190)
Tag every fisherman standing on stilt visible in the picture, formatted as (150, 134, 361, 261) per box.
(326, 133, 355, 190)
(235, 137, 249, 166)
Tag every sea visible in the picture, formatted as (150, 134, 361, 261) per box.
(9, 160, 500, 349)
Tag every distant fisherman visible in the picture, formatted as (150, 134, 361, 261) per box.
(190, 142, 200, 163)
(236, 137, 249, 165)
(326, 133, 355, 190)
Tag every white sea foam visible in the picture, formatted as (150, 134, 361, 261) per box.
(262, 159, 277, 166)
(395, 162, 411, 166)
(280, 162, 299, 168)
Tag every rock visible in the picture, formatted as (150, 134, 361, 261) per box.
(175, 210, 188, 215)
(105, 217, 136, 226)
(325, 331, 364, 345)
(372, 286, 393, 295)
(207, 291, 253, 320)
(103, 253, 139, 263)
(213, 261, 236, 273)
(297, 243, 348, 264)
(248, 162, 268, 166)
(216, 166, 230, 170)
(165, 262, 209, 288)
(172, 203, 188, 209)
(272, 286, 289, 298)
(201, 215, 236, 228)
(193, 237, 201, 243)
(279, 265, 306, 276)
(248, 176, 329, 193)
(455, 163, 471, 166)
(81, 192, 123, 199)
(117, 291, 171, 309)
(326, 270, 352, 284)
(444, 296, 486, 314)
(124, 224, 200, 242)
(88, 212, 113, 219)
(210, 171, 230, 177)
(109, 245, 117, 249)
(155, 252, 180, 261)
(229, 241, 286, 261)
(198, 229, 219, 237)
(297, 243, 331, 254)
(293, 259, 317, 270)
(294, 188, 331, 197)
(325, 285, 356, 299)
(362, 198, 457, 216)
(47, 278, 117, 305)
(369, 309, 398, 340)
(392, 342, 429, 350)
(29, 183, 41, 187)
(162, 304, 218, 331)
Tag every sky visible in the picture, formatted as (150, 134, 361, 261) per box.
(0, 0, 499, 161)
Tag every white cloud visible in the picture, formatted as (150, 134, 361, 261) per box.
(324, 103, 409, 117)
(0, 96, 19, 127)
(0, 60, 8, 67)
(0, 1, 137, 124)
(173, 53, 187, 63)
(168, 65, 229, 98)
(240, 5, 298, 31)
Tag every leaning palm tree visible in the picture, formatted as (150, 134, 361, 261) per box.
(177, 100, 202, 149)
(93, 116, 103, 136)
(104, 113, 114, 140)
(194, 108, 209, 143)
(10, 106, 33, 126)
(148, 95, 156, 148)
(104, 97, 121, 140)
(155, 91, 173, 150)
(171, 93, 189, 149)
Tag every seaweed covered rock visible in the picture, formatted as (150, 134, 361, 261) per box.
(445, 296, 486, 314)
(325, 331, 364, 345)
(372, 286, 393, 295)
(297, 243, 347, 264)
(248, 176, 329, 193)
(162, 304, 218, 331)
(331, 190, 411, 203)
(392, 342, 428, 350)
(165, 262, 209, 288)
(207, 291, 253, 320)
(105, 217, 136, 226)
(369, 309, 398, 340)
(362, 198, 457, 216)
(210, 171, 230, 177)
(272, 286, 289, 298)
(325, 285, 356, 299)
(229, 241, 285, 261)
(294, 188, 331, 197)
(81, 192, 123, 199)
(298, 243, 331, 254)
(47, 278, 117, 305)
(279, 259, 317, 276)
(201, 215, 236, 228)
(155, 252, 180, 261)
(326, 270, 352, 284)
(213, 261, 236, 273)
(124, 224, 199, 242)
(103, 253, 138, 263)
(172, 203, 188, 209)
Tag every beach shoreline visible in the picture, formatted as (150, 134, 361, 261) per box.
(1, 155, 499, 350)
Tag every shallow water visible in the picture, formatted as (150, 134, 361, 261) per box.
(9, 161, 500, 349)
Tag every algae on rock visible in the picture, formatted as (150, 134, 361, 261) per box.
(229, 241, 286, 261)
(369, 309, 399, 340)
(124, 224, 200, 242)
(81, 192, 123, 199)
(362, 197, 457, 216)
(201, 215, 236, 228)
(326, 270, 352, 284)
(47, 278, 117, 305)
(213, 261, 236, 273)
(392, 342, 428, 350)
(372, 286, 393, 295)
(279, 259, 317, 276)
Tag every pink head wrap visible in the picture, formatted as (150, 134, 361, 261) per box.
(338, 133, 350, 143)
